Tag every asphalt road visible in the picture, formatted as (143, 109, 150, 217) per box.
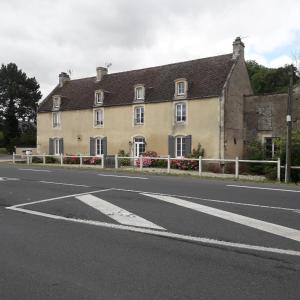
(0, 164, 300, 299)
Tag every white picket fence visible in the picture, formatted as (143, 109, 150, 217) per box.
(11, 153, 289, 181)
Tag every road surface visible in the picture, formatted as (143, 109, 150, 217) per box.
(0, 164, 299, 299)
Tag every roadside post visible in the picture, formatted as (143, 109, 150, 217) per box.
(101, 155, 104, 169)
(43, 154, 46, 165)
(167, 155, 170, 173)
(60, 154, 63, 165)
(115, 154, 118, 169)
(235, 157, 239, 179)
(12, 152, 15, 164)
(277, 157, 281, 182)
(198, 156, 202, 176)
(139, 155, 143, 171)
(79, 154, 82, 167)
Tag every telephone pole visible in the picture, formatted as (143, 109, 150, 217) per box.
(285, 65, 294, 183)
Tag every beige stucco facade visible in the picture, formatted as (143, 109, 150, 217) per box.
(37, 97, 221, 158)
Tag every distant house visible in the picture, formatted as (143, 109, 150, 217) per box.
(37, 37, 253, 158)
(244, 87, 300, 158)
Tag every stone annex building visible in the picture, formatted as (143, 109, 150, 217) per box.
(37, 37, 300, 159)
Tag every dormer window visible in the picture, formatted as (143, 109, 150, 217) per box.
(174, 79, 188, 98)
(134, 85, 145, 101)
(95, 90, 104, 105)
(52, 96, 61, 110)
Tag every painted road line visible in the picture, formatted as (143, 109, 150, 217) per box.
(97, 174, 148, 180)
(76, 194, 164, 230)
(143, 193, 300, 242)
(11, 188, 113, 208)
(112, 188, 299, 213)
(19, 168, 51, 172)
(40, 181, 90, 188)
(0, 177, 19, 181)
(227, 184, 300, 193)
(6, 206, 300, 257)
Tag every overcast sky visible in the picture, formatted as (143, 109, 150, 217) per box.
(0, 0, 299, 98)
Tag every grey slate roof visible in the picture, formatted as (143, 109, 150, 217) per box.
(38, 53, 235, 112)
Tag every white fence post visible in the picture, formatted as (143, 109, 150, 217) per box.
(139, 155, 143, 170)
(101, 155, 104, 169)
(277, 158, 281, 182)
(60, 154, 63, 165)
(43, 153, 46, 165)
(235, 157, 239, 179)
(115, 154, 118, 169)
(12, 152, 15, 164)
(167, 155, 170, 173)
(79, 154, 82, 167)
(198, 156, 202, 176)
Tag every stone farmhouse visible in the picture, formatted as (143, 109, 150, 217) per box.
(37, 37, 299, 159)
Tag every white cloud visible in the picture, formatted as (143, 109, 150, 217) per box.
(1, 0, 300, 97)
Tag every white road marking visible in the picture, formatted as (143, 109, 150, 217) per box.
(76, 194, 164, 230)
(143, 193, 300, 242)
(0, 177, 19, 181)
(40, 181, 90, 187)
(6, 206, 300, 257)
(97, 174, 148, 180)
(227, 184, 300, 193)
(11, 188, 113, 208)
(19, 168, 51, 172)
(113, 188, 299, 213)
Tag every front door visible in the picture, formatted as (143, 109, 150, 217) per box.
(134, 138, 145, 158)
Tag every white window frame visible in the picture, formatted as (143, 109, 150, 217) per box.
(95, 137, 104, 156)
(54, 138, 60, 155)
(176, 136, 186, 158)
(134, 106, 144, 125)
(133, 137, 145, 157)
(175, 102, 186, 123)
(174, 79, 188, 98)
(94, 109, 104, 128)
(95, 90, 104, 105)
(52, 112, 61, 128)
(52, 96, 61, 110)
(134, 85, 145, 101)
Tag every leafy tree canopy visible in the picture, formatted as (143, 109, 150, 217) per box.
(246, 60, 299, 94)
(0, 63, 42, 123)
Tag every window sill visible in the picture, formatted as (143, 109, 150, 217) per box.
(94, 125, 104, 128)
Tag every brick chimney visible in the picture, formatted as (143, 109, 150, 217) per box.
(96, 67, 108, 81)
(232, 37, 245, 59)
(59, 72, 70, 87)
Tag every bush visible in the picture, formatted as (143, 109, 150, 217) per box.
(189, 143, 205, 158)
(135, 151, 158, 168)
(46, 156, 59, 164)
(118, 149, 131, 166)
(152, 159, 168, 168)
(64, 156, 80, 164)
(32, 156, 42, 163)
(171, 159, 198, 171)
(83, 157, 102, 165)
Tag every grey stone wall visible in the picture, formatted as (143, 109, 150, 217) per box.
(224, 57, 253, 158)
(244, 90, 300, 144)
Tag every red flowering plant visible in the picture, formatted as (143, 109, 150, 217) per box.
(63, 154, 80, 164)
(135, 151, 158, 168)
(171, 159, 198, 170)
(83, 157, 102, 165)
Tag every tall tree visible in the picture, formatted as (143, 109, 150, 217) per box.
(0, 63, 42, 150)
(246, 60, 299, 94)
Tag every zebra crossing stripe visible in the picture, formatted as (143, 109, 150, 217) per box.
(76, 194, 165, 230)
